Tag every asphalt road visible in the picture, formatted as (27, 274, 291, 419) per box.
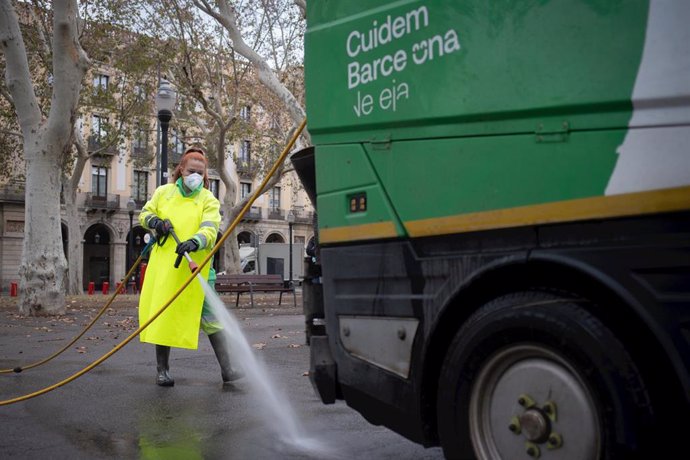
(0, 294, 443, 459)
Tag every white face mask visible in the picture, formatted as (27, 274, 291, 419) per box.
(183, 172, 203, 191)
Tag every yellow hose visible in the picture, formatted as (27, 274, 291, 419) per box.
(0, 119, 306, 406)
(0, 256, 143, 374)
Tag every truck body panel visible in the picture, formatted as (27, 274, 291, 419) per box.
(305, 0, 690, 244)
(300, 0, 690, 456)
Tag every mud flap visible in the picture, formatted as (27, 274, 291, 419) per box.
(309, 336, 341, 404)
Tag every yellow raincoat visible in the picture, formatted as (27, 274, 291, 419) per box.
(138, 182, 220, 349)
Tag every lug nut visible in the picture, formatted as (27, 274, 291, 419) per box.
(542, 401, 557, 421)
(517, 394, 536, 408)
(525, 441, 541, 458)
(546, 432, 563, 449)
(526, 446, 540, 457)
(508, 416, 521, 435)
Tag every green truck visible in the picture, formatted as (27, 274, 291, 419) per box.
(293, 1, 690, 458)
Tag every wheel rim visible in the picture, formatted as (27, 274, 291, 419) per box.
(469, 344, 600, 460)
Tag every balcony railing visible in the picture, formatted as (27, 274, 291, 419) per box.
(236, 160, 258, 178)
(132, 145, 149, 157)
(0, 182, 69, 204)
(85, 193, 120, 211)
(87, 136, 117, 155)
(134, 197, 149, 209)
(241, 206, 263, 222)
(0, 181, 25, 203)
(293, 210, 314, 224)
(268, 208, 284, 220)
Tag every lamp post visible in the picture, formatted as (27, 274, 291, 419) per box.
(127, 198, 136, 285)
(287, 210, 295, 287)
(256, 229, 263, 274)
(156, 79, 177, 185)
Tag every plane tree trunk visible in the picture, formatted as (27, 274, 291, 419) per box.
(0, 1, 89, 314)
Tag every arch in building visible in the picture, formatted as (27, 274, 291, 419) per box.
(126, 224, 149, 273)
(61, 222, 68, 260)
(237, 230, 254, 246)
(265, 232, 285, 243)
(83, 223, 114, 291)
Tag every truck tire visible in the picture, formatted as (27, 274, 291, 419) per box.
(437, 291, 655, 460)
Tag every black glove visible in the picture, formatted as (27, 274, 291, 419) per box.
(149, 217, 172, 236)
(176, 238, 199, 255)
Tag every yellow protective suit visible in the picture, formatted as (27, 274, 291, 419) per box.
(138, 182, 220, 349)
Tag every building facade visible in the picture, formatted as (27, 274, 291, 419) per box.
(0, 103, 313, 294)
(0, 6, 313, 294)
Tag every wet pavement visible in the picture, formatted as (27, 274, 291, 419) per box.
(0, 294, 443, 459)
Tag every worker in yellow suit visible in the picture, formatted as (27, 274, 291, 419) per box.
(139, 148, 241, 386)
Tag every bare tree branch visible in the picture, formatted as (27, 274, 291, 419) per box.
(194, 0, 307, 139)
(29, 0, 52, 66)
(0, 2, 42, 135)
(46, 0, 90, 138)
(294, 0, 306, 19)
(68, 125, 88, 190)
(0, 83, 15, 107)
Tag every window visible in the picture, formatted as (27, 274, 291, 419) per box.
(91, 166, 108, 198)
(239, 140, 251, 166)
(92, 114, 107, 140)
(240, 182, 252, 199)
(93, 74, 109, 92)
(209, 179, 220, 199)
(171, 128, 185, 160)
(269, 186, 281, 211)
(133, 125, 147, 152)
(240, 105, 251, 121)
(133, 171, 148, 202)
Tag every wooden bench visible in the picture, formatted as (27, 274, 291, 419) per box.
(214, 274, 296, 308)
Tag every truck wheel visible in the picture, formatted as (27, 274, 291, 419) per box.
(437, 291, 655, 460)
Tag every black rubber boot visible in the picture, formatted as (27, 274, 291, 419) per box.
(155, 345, 174, 387)
(208, 332, 244, 383)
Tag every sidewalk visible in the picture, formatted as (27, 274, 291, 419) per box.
(0, 292, 305, 379)
(0, 293, 312, 458)
(0, 292, 444, 460)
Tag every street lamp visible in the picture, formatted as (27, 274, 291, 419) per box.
(256, 229, 264, 274)
(287, 210, 295, 287)
(127, 198, 136, 281)
(156, 79, 177, 185)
